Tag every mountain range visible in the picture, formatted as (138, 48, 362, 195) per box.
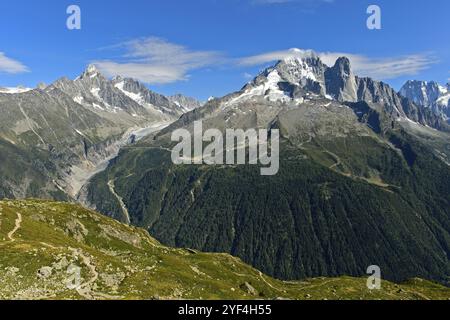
(0, 65, 201, 200)
(0, 51, 449, 289)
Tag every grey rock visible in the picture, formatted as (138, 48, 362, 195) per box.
(400, 80, 450, 123)
(37, 267, 53, 278)
(240, 282, 258, 296)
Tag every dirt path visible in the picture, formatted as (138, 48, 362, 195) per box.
(7, 212, 22, 242)
(258, 271, 283, 292)
(229, 255, 284, 292)
(325, 150, 342, 170)
(40, 244, 121, 300)
(69, 248, 99, 300)
(298, 135, 313, 150)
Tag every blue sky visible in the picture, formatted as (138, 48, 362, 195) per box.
(0, 0, 449, 100)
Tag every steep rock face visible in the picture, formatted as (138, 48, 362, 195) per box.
(0, 88, 116, 199)
(112, 76, 185, 116)
(50, 65, 169, 124)
(325, 57, 358, 102)
(240, 51, 328, 101)
(168, 94, 203, 112)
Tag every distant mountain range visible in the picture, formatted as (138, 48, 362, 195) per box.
(400, 80, 450, 124)
(0, 65, 201, 199)
(81, 51, 450, 286)
(0, 52, 449, 288)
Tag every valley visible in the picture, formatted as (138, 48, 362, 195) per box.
(0, 52, 449, 299)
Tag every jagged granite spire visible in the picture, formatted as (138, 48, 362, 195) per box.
(325, 57, 357, 102)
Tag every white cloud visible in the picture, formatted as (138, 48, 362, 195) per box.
(93, 38, 437, 84)
(237, 48, 437, 80)
(320, 52, 437, 80)
(0, 52, 29, 74)
(94, 37, 223, 84)
(237, 48, 315, 66)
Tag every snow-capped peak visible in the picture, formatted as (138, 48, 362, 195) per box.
(86, 64, 98, 74)
(400, 80, 450, 122)
(281, 48, 319, 62)
(79, 64, 101, 79)
(272, 49, 327, 86)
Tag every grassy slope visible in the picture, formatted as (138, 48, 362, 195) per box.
(0, 200, 448, 300)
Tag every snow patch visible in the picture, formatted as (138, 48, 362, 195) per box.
(0, 87, 32, 94)
(92, 103, 105, 111)
(73, 96, 84, 105)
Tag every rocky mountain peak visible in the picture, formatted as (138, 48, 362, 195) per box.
(168, 94, 203, 112)
(399, 80, 450, 124)
(79, 64, 102, 80)
(275, 49, 325, 84)
(225, 50, 448, 128)
(325, 57, 357, 102)
(333, 57, 352, 76)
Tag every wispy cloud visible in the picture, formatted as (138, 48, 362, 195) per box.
(319, 52, 437, 80)
(93, 37, 223, 84)
(237, 48, 437, 80)
(92, 37, 437, 84)
(237, 49, 313, 66)
(0, 52, 29, 74)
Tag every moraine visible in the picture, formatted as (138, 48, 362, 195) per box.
(71, 121, 172, 200)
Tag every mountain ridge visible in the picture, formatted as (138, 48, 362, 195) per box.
(0, 65, 199, 200)
(400, 80, 450, 124)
